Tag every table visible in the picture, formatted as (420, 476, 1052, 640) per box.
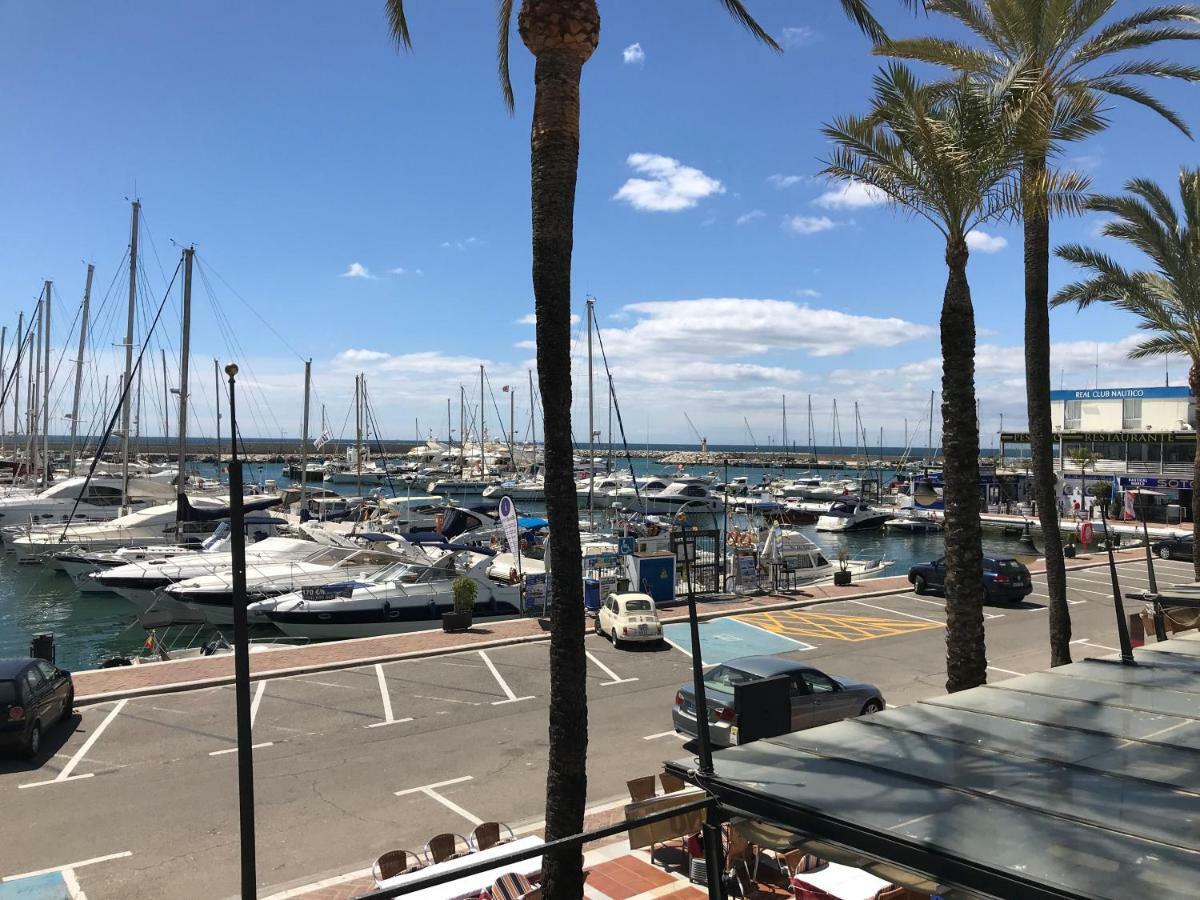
(377, 835, 544, 899)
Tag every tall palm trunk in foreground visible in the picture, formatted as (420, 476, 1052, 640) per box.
(519, 3, 598, 895)
(941, 236, 987, 690)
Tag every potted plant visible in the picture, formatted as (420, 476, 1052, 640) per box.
(833, 547, 852, 586)
(443, 576, 477, 632)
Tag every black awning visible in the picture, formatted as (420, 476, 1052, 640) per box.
(668, 635, 1200, 900)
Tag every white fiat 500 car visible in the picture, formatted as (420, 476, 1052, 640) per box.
(595, 592, 663, 647)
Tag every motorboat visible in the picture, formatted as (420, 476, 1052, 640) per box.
(254, 547, 525, 639)
(161, 543, 422, 624)
(882, 510, 944, 533)
(815, 499, 892, 532)
(7, 493, 284, 563)
(427, 476, 497, 495)
(610, 481, 722, 516)
(806, 479, 859, 501)
(0, 475, 176, 532)
(481, 477, 544, 501)
(738, 526, 891, 584)
(55, 523, 234, 591)
(772, 475, 823, 498)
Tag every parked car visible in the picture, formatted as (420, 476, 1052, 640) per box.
(0, 658, 74, 758)
(672, 654, 884, 747)
(1152, 534, 1194, 562)
(908, 555, 1033, 604)
(594, 592, 663, 647)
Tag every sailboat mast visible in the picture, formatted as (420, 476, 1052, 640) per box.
(607, 371, 613, 474)
(587, 297, 595, 525)
(120, 201, 140, 509)
(0, 325, 6, 457)
(782, 394, 787, 473)
(807, 394, 814, 462)
(508, 386, 515, 474)
(29, 290, 43, 484)
(41, 281, 52, 487)
(68, 264, 92, 476)
(213, 358, 221, 482)
(162, 349, 169, 447)
(928, 390, 934, 466)
(13, 311, 22, 441)
(528, 369, 536, 456)
(446, 397, 451, 449)
(299, 359, 311, 508)
(355, 373, 363, 497)
(479, 364, 486, 478)
(459, 385, 466, 476)
(175, 248, 193, 535)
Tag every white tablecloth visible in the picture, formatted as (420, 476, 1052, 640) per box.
(377, 835, 544, 899)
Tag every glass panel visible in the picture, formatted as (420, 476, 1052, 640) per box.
(1065, 399, 1082, 429)
(703, 665, 757, 692)
(624, 599, 652, 611)
(804, 671, 837, 693)
(1122, 397, 1142, 429)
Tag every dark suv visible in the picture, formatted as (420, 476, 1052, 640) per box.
(908, 555, 1033, 604)
(0, 658, 74, 758)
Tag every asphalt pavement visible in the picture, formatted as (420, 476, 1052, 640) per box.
(0, 554, 1191, 899)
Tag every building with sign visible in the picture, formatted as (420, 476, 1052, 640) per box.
(999, 385, 1196, 522)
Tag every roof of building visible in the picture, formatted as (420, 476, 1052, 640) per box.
(669, 634, 1200, 899)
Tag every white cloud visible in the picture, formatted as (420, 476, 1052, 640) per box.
(388, 266, 422, 275)
(783, 215, 835, 235)
(441, 237, 480, 250)
(767, 174, 806, 190)
(795, 288, 821, 298)
(966, 230, 1008, 253)
(613, 153, 724, 212)
(814, 180, 888, 209)
(517, 312, 581, 326)
(339, 262, 376, 280)
(736, 209, 766, 226)
(780, 26, 817, 48)
(622, 42, 645, 64)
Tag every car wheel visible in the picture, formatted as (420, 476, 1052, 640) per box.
(1160, 547, 1172, 560)
(593, 617, 602, 636)
(24, 720, 41, 759)
(913, 575, 927, 595)
(860, 699, 883, 716)
(63, 687, 75, 722)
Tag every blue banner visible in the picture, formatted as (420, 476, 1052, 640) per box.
(1050, 386, 1190, 400)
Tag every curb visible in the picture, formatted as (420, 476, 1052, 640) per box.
(75, 551, 1154, 705)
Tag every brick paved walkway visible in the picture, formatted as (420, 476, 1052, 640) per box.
(74, 546, 1150, 702)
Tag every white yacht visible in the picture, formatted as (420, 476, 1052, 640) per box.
(815, 499, 892, 532)
(254, 549, 524, 639)
(611, 481, 722, 516)
(481, 477, 545, 501)
(160, 544, 419, 624)
(55, 524, 234, 591)
(0, 476, 175, 532)
(747, 526, 891, 583)
(427, 475, 497, 495)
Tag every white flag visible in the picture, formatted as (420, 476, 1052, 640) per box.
(314, 427, 332, 450)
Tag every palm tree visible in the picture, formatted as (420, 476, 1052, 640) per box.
(823, 64, 1045, 692)
(1054, 169, 1200, 577)
(880, 0, 1200, 668)
(383, 3, 776, 895)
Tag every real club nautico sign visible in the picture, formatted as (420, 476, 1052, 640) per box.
(1048, 385, 1191, 401)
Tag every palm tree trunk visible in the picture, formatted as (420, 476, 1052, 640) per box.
(941, 238, 987, 692)
(1023, 153, 1072, 666)
(528, 41, 588, 900)
(1191, 362, 1200, 581)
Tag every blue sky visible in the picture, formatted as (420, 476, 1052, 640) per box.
(1, 2, 1197, 447)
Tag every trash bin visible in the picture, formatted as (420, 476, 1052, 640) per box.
(583, 578, 601, 612)
(30, 633, 55, 663)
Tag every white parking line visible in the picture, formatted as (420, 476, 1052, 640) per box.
(586, 650, 638, 686)
(1072, 638, 1121, 652)
(643, 730, 684, 741)
(910, 596, 1004, 619)
(987, 665, 1024, 677)
(3, 850, 133, 883)
(479, 651, 534, 705)
(849, 599, 944, 625)
(394, 775, 482, 826)
(367, 664, 413, 728)
(209, 681, 274, 756)
(20, 699, 128, 789)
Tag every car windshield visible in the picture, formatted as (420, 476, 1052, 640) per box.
(0, 680, 16, 705)
(624, 599, 652, 612)
(703, 665, 757, 692)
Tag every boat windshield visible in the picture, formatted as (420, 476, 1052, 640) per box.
(373, 561, 453, 583)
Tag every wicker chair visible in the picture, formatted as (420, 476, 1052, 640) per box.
(424, 832, 469, 864)
(371, 849, 422, 885)
(470, 821, 515, 851)
(490, 872, 538, 900)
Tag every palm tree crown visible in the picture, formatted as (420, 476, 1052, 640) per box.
(1054, 169, 1200, 358)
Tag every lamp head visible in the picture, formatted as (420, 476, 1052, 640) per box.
(225, 363, 239, 378)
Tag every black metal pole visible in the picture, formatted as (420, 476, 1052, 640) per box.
(1138, 494, 1168, 641)
(226, 364, 257, 898)
(1099, 505, 1136, 665)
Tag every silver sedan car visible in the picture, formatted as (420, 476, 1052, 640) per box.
(672, 653, 885, 747)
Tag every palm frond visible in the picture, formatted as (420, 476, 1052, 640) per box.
(717, 0, 782, 51)
(876, 36, 997, 72)
(838, 0, 891, 45)
(1071, 5, 1200, 65)
(496, 0, 515, 113)
(1129, 334, 1191, 359)
(1127, 176, 1182, 231)
(926, 0, 1006, 50)
(385, 0, 413, 50)
(1090, 58, 1200, 81)
(1087, 77, 1193, 136)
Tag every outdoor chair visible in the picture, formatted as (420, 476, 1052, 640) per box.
(626, 775, 657, 802)
(471, 821, 515, 851)
(424, 832, 469, 864)
(779, 849, 827, 880)
(371, 849, 422, 885)
(659, 772, 687, 794)
(490, 872, 539, 900)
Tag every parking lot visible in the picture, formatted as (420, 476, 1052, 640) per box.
(1, 555, 1191, 899)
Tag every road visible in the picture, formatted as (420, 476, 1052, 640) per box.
(0, 554, 1187, 899)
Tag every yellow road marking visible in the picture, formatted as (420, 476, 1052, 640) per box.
(739, 609, 943, 642)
